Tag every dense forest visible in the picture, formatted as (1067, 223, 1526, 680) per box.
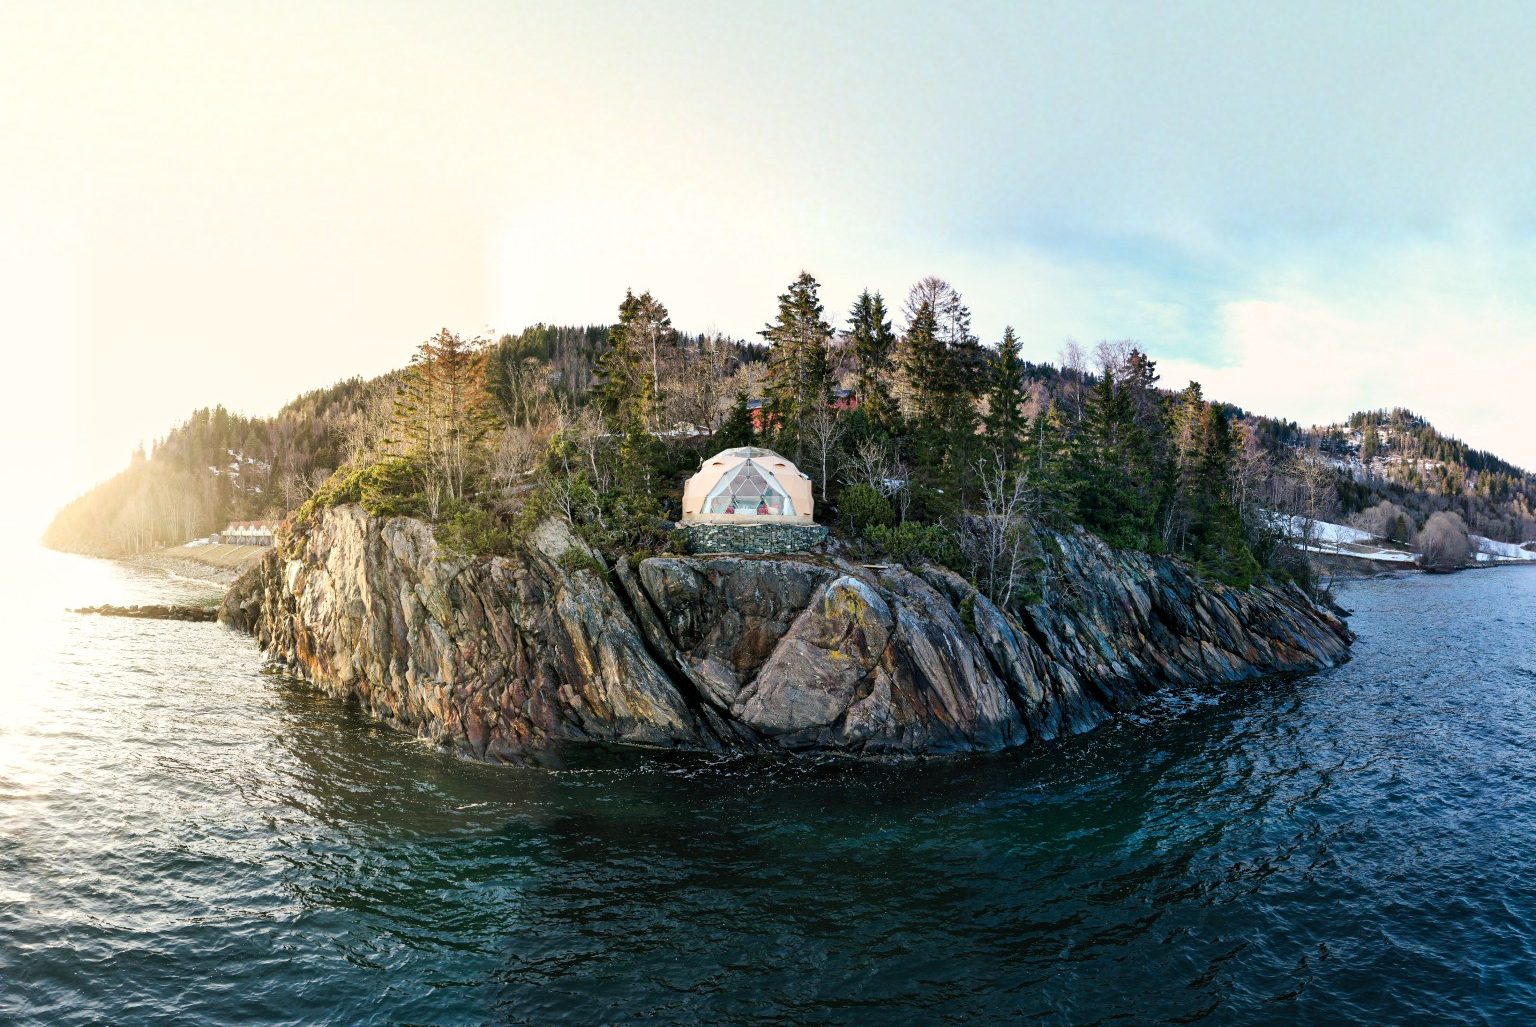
(45, 273, 1536, 603)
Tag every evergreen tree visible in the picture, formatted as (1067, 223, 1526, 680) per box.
(716, 388, 756, 450)
(391, 328, 496, 520)
(1074, 369, 1158, 549)
(901, 297, 981, 504)
(1164, 380, 1259, 583)
(761, 271, 834, 461)
(984, 326, 1027, 473)
(1028, 400, 1077, 523)
(1361, 422, 1381, 461)
(900, 301, 952, 428)
(594, 290, 647, 429)
(847, 290, 897, 430)
(594, 290, 672, 431)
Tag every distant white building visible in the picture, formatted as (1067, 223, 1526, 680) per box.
(212, 520, 280, 546)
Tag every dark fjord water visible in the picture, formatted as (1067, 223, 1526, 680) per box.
(4, 548, 1536, 1026)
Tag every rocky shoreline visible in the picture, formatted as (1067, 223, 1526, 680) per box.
(219, 505, 1353, 761)
(128, 544, 269, 587)
(73, 603, 219, 622)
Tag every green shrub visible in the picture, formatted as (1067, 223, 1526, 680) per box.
(434, 503, 518, 558)
(865, 520, 958, 568)
(297, 456, 425, 523)
(556, 546, 607, 576)
(838, 483, 895, 533)
(357, 457, 424, 518)
(296, 465, 363, 523)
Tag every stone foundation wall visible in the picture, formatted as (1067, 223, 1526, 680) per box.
(682, 522, 830, 555)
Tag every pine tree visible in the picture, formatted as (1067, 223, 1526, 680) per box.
(848, 290, 897, 430)
(1161, 379, 1259, 582)
(1361, 422, 1381, 461)
(901, 297, 981, 503)
(1028, 401, 1077, 523)
(595, 290, 646, 429)
(1074, 369, 1158, 549)
(761, 271, 834, 461)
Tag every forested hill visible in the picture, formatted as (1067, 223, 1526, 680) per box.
(43, 374, 392, 555)
(1328, 409, 1536, 542)
(44, 323, 732, 556)
(44, 280, 1536, 574)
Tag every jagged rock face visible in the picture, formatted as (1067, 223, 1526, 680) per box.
(224, 506, 1352, 761)
(224, 508, 708, 760)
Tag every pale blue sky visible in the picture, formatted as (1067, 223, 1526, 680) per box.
(4, 1, 1536, 527)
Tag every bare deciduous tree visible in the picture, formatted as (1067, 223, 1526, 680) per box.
(1093, 339, 1134, 380)
(1418, 510, 1472, 570)
(959, 451, 1038, 609)
(663, 333, 736, 434)
(495, 355, 556, 427)
(340, 389, 397, 465)
(1059, 339, 1087, 426)
(844, 437, 913, 522)
(802, 403, 847, 504)
(1352, 499, 1414, 543)
(1231, 419, 1271, 535)
(1284, 436, 1341, 551)
(489, 423, 545, 498)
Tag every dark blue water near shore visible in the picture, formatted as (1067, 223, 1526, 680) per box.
(4, 552, 1536, 1025)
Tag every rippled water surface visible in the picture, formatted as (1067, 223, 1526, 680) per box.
(4, 546, 1536, 1025)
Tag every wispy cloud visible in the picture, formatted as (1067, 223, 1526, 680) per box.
(1159, 232, 1536, 467)
(6, 1, 1536, 510)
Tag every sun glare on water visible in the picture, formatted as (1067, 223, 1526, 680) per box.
(0, 541, 114, 784)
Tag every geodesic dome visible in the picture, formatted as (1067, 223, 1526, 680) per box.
(680, 447, 814, 524)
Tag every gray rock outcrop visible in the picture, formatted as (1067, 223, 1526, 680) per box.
(222, 506, 1352, 760)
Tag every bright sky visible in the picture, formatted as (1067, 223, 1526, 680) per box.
(4, 1, 1536, 536)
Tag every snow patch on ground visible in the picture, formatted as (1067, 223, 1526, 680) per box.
(1269, 514, 1418, 563)
(1269, 511, 1536, 565)
(1474, 536, 1536, 561)
(1270, 515, 1376, 546)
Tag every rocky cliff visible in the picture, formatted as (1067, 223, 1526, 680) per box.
(222, 505, 1352, 760)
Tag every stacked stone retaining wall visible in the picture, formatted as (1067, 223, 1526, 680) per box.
(682, 522, 830, 555)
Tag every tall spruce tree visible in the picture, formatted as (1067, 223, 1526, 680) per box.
(1164, 382, 1257, 582)
(595, 290, 647, 429)
(761, 271, 834, 461)
(594, 289, 672, 431)
(901, 298, 979, 504)
(1074, 368, 1159, 549)
(984, 326, 1027, 473)
(1028, 400, 1078, 522)
(391, 328, 495, 520)
(904, 275, 985, 379)
(847, 290, 897, 430)
(900, 301, 952, 428)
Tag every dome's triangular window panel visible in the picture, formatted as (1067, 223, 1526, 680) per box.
(703, 459, 796, 517)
